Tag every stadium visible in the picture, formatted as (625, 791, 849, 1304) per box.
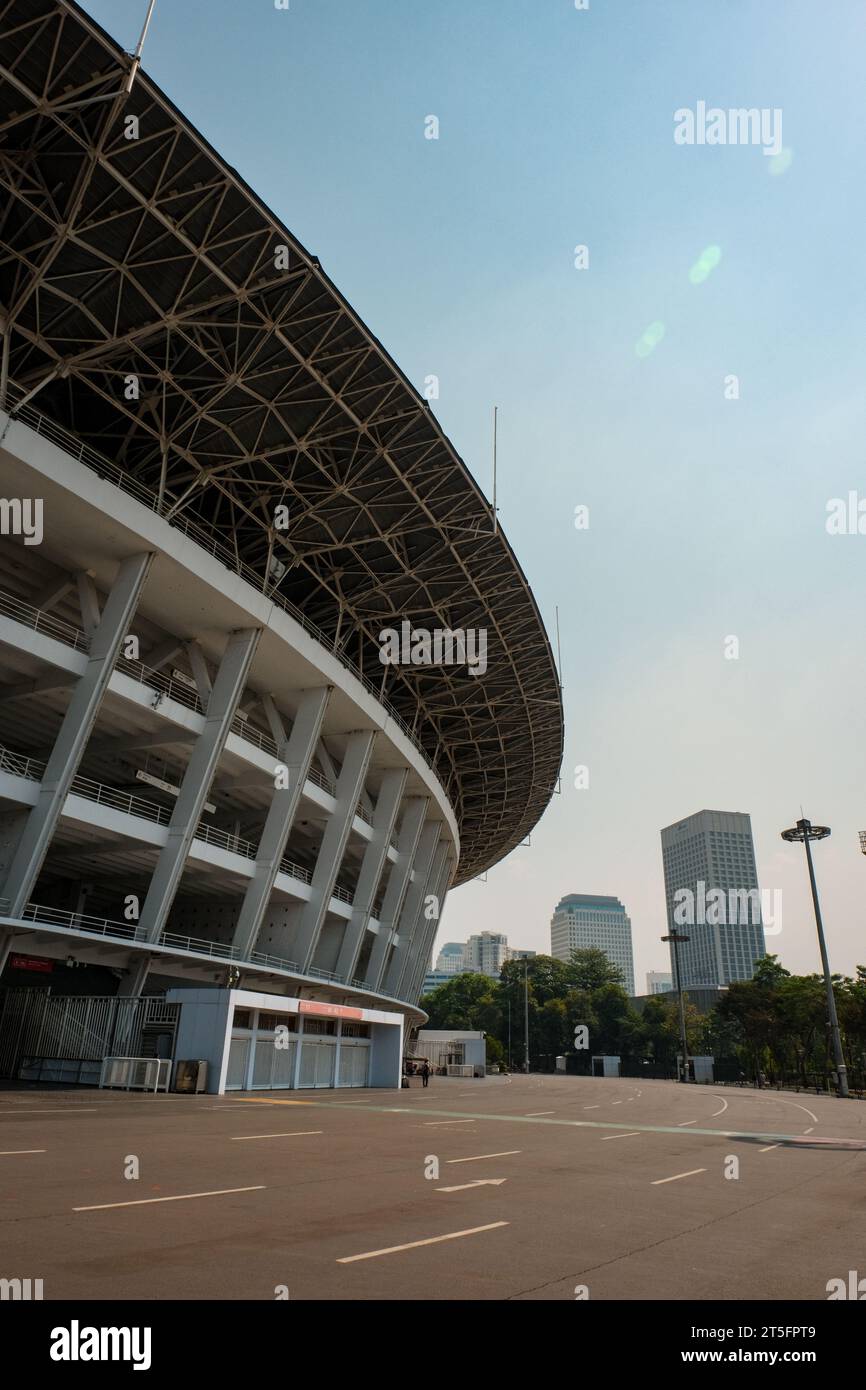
(0, 0, 562, 1091)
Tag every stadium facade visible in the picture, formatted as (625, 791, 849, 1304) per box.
(0, 0, 562, 1088)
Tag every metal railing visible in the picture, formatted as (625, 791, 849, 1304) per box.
(0, 745, 45, 781)
(114, 653, 204, 714)
(0, 586, 90, 653)
(229, 715, 276, 757)
(0, 746, 338, 892)
(0, 898, 407, 1002)
(278, 855, 312, 884)
(4, 386, 439, 783)
(306, 765, 336, 796)
(70, 773, 171, 826)
(192, 821, 257, 860)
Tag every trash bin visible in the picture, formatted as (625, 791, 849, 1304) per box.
(174, 1059, 208, 1093)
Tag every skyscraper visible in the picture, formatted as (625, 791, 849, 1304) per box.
(660, 810, 766, 988)
(464, 932, 510, 978)
(435, 943, 466, 975)
(550, 894, 635, 994)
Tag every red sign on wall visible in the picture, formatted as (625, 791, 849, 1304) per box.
(298, 1000, 363, 1021)
(9, 955, 53, 973)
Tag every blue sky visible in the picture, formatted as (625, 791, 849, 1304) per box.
(84, 0, 866, 984)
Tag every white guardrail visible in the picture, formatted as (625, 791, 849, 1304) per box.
(99, 1056, 171, 1093)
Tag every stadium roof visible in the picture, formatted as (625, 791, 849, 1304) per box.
(0, 0, 563, 884)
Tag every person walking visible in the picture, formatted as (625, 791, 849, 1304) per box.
(421, 1060, 430, 1088)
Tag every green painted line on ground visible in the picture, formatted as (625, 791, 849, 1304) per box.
(231, 1097, 864, 1148)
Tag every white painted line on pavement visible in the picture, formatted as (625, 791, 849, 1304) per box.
(711, 1098, 729, 1116)
(677, 1120, 697, 1127)
(231, 1131, 323, 1140)
(337, 1222, 509, 1263)
(804, 1126, 814, 1134)
(436, 1178, 506, 1192)
(583, 1105, 600, 1110)
(651, 1168, 707, 1186)
(74, 1186, 266, 1211)
(760, 1144, 781, 1153)
(601, 1132, 641, 1141)
(525, 1110, 555, 1116)
(446, 1151, 522, 1164)
(0, 1149, 46, 1155)
(611, 1101, 623, 1106)
(0, 1108, 100, 1115)
(424, 1119, 476, 1126)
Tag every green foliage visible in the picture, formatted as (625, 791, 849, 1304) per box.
(424, 951, 866, 1084)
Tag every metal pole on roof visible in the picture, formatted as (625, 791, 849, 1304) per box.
(125, 0, 158, 93)
(492, 405, 498, 535)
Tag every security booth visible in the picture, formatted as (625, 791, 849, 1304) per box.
(166, 988, 404, 1094)
(591, 1055, 621, 1078)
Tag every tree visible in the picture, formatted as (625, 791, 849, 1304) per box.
(423, 973, 497, 1031)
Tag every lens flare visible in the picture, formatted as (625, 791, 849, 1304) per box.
(635, 321, 666, 358)
(688, 245, 722, 285)
(768, 148, 793, 176)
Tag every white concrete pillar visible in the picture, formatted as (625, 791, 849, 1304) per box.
(363, 795, 427, 992)
(3, 552, 154, 916)
(333, 767, 407, 984)
(394, 838, 449, 1001)
(294, 729, 376, 973)
(139, 627, 261, 943)
(382, 819, 440, 998)
(406, 850, 454, 1002)
(116, 954, 152, 998)
(232, 686, 331, 959)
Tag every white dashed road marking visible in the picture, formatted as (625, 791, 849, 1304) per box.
(446, 1151, 522, 1164)
(337, 1222, 509, 1263)
(74, 1186, 266, 1211)
(231, 1131, 322, 1140)
(651, 1168, 707, 1186)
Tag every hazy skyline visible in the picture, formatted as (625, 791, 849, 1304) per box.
(84, 0, 866, 985)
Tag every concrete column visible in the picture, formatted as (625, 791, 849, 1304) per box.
(363, 795, 427, 992)
(139, 628, 261, 944)
(382, 819, 440, 998)
(294, 729, 376, 973)
(232, 686, 331, 959)
(3, 552, 153, 916)
(116, 954, 152, 998)
(408, 850, 454, 1002)
(0, 928, 19, 979)
(394, 838, 449, 1001)
(333, 767, 407, 984)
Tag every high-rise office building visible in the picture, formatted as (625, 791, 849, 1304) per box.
(660, 809, 766, 988)
(550, 895, 635, 994)
(464, 932, 510, 978)
(435, 943, 466, 975)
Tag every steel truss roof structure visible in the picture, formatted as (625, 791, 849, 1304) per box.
(0, 0, 563, 884)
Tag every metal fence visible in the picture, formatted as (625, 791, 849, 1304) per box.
(0, 990, 179, 1079)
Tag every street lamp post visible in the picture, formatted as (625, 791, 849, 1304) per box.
(662, 931, 691, 1082)
(523, 958, 530, 1074)
(781, 817, 849, 1099)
